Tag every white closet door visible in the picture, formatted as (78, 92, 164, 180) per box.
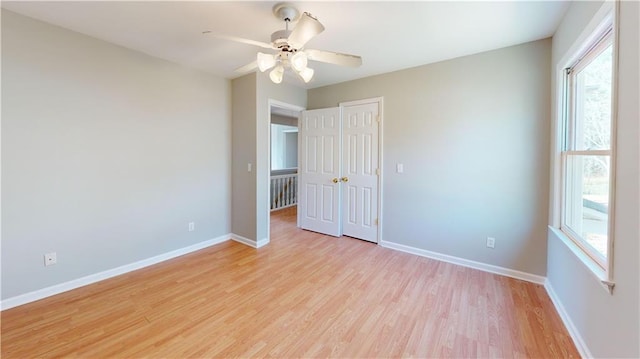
(341, 102, 379, 243)
(298, 107, 341, 237)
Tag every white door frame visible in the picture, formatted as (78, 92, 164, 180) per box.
(267, 99, 305, 244)
(339, 97, 384, 244)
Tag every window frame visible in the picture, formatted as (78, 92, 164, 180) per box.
(560, 30, 614, 270)
(552, 2, 618, 293)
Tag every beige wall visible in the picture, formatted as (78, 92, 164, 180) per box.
(271, 114, 297, 127)
(1, 10, 232, 299)
(546, 1, 640, 357)
(309, 39, 551, 276)
(231, 73, 257, 240)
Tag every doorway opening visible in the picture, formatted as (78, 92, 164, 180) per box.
(268, 100, 304, 243)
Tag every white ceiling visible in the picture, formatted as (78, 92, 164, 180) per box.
(1, 1, 570, 89)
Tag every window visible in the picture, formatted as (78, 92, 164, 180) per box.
(561, 28, 614, 270)
(271, 124, 298, 170)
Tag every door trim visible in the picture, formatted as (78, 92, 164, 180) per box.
(339, 97, 383, 244)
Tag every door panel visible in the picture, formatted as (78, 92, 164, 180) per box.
(342, 103, 379, 242)
(299, 107, 341, 237)
(305, 183, 317, 218)
(322, 185, 336, 221)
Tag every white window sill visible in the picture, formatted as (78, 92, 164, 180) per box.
(549, 226, 615, 294)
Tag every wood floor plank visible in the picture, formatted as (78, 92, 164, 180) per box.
(1, 206, 579, 358)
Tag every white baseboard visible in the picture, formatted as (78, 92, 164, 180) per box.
(1, 234, 231, 311)
(230, 234, 270, 248)
(256, 237, 269, 248)
(378, 240, 546, 285)
(231, 233, 256, 247)
(544, 280, 592, 358)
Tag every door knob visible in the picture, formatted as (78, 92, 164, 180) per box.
(341, 177, 349, 182)
(332, 178, 339, 183)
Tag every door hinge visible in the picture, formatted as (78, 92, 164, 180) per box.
(376, 168, 381, 176)
(375, 218, 378, 225)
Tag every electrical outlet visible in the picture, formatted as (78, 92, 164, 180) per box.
(486, 237, 496, 249)
(44, 252, 57, 266)
(188, 222, 195, 232)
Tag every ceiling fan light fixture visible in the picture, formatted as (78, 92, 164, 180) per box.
(269, 65, 285, 84)
(290, 51, 308, 72)
(257, 52, 277, 72)
(215, 4, 361, 84)
(298, 67, 314, 83)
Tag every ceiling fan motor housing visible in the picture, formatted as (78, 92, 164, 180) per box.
(271, 29, 293, 50)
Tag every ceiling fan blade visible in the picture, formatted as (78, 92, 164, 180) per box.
(202, 31, 273, 50)
(305, 49, 362, 68)
(288, 13, 325, 49)
(235, 60, 258, 74)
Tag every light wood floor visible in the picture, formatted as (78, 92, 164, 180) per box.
(2, 206, 578, 358)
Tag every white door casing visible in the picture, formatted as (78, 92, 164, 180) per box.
(341, 102, 379, 243)
(298, 107, 341, 237)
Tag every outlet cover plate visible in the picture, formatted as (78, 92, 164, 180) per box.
(486, 237, 495, 249)
(44, 252, 57, 266)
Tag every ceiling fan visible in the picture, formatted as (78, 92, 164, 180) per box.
(203, 3, 362, 84)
